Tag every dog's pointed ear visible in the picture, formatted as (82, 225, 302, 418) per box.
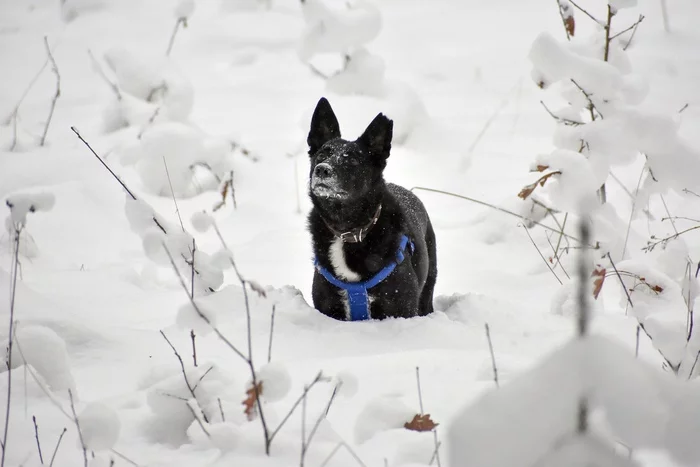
(308, 97, 341, 155)
(358, 113, 393, 158)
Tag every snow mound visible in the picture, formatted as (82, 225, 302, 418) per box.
(187, 420, 241, 453)
(256, 361, 292, 402)
(6, 324, 76, 393)
(191, 211, 214, 233)
(327, 47, 386, 97)
(354, 395, 415, 444)
(299, 0, 382, 62)
(449, 335, 678, 466)
(78, 402, 121, 450)
(101, 47, 194, 128)
(119, 122, 232, 198)
(5, 192, 55, 226)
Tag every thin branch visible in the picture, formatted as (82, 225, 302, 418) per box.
(87, 50, 121, 100)
(268, 304, 276, 364)
(166, 17, 186, 56)
(190, 329, 197, 367)
(185, 401, 210, 438)
(40, 36, 61, 147)
(71, 128, 137, 200)
(635, 325, 641, 358)
(159, 330, 209, 423)
(610, 14, 645, 40)
(319, 441, 368, 467)
(484, 323, 499, 388)
(301, 384, 341, 466)
(568, 0, 602, 24)
(162, 156, 185, 231)
(571, 79, 603, 119)
(268, 371, 324, 443)
(540, 101, 583, 126)
(210, 222, 270, 452)
(32, 415, 44, 464)
(68, 389, 88, 467)
(577, 221, 591, 337)
(644, 225, 700, 252)
(410, 186, 590, 246)
(555, 0, 573, 40)
(415, 367, 442, 466)
(48, 428, 67, 467)
(622, 164, 648, 259)
(161, 245, 247, 361)
(521, 224, 563, 285)
(217, 398, 225, 422)
(603, 4, 615, 63)
(1, 227, 21, 467)
(192, 365, 214, 392)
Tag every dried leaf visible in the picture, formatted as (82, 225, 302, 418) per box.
(248, 280, 267, 298)
(565, 16, 575, 37)
(591, 266, 606, 299)
(535, 165, 549, 172)
(517, 171, 561, 200)
(243, 382, 263, 421)
(404, 414, 439, 432)
(651, 284, 663, 293)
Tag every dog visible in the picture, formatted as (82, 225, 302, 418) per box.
(306, 97, 437, 321)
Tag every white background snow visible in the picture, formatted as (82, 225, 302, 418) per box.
(1, 0, 700, 466)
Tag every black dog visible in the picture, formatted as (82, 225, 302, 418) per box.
(307, 97, 437, 321)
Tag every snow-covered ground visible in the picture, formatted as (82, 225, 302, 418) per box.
(1, 0, 700, 465)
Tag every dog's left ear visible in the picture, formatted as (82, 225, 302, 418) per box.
(308, 97, 341, 155)
(358, 113, 393, 159)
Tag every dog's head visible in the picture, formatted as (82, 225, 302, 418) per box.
(307, 97, 393, 203)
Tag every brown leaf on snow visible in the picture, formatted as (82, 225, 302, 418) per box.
(591, 266, 606, 299)
(535, 164, 550, 172)
(404, 414, 439, 432)
(565, 16, 575, 37)
(243, 382, 263, 421)
(517, 171, 562, 200)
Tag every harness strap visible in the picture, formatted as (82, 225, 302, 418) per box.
(315, 235, 415, 321)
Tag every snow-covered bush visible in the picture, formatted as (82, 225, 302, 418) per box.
(522, 0, 700, 378)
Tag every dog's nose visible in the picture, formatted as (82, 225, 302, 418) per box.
(314, 163, 333, 179)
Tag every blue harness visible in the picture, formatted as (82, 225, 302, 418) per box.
(315, 235, 414, 321)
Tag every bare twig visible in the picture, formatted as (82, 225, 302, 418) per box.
(71, 128, 138, 201)
(32, 415, 44, 464)
(185, 401, 210, 438)
(621, 164, 647, 259)
(484, 324, 499, 388)
(555, 0, 573, 40)
(635, 325, 641, 358)
(319, 441, 368, 467)
(159, 330, 209, 423)
(190, 329, 198, 367)
(540, 101, 583, 126)
(268, 304, 276, 364)
(521, 224, 563, 285)
(603, 4, 615, 62)
(166, 17, 187, 56)
(192, 365, 214, 392)
(68, 389, 88, 467)
(415, 367, 442, 466)
(217, 398, 225, 422)
(301, 384, 341, 466)
(40, 36, 61, 147)
(209, 222, 271, 452)
(87, 50, 121, 100)
(268, 371, 324, 444)
(644, 225, 700, 252)
(659, 0, 670, 33)
(611, 14, 645, 41)
(162, 156, 185, 231)
(568, 0, 602, 24)
(571, 79, 603, 120)
(1, 226, 21, 467)
(410, 186, 589, 245)
(161, 245, 247, 361)
(48, 428, 67, 467)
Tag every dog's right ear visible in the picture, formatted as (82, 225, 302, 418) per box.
(308, 97, 341, 155)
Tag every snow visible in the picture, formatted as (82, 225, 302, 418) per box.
(2, 0, 700, 465)
(78, 402, 121, 450)
(5, 192, 55, 226)
(256, 361, 292, 402)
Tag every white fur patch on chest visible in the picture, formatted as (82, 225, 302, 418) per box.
(329, 238, 361, 282)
